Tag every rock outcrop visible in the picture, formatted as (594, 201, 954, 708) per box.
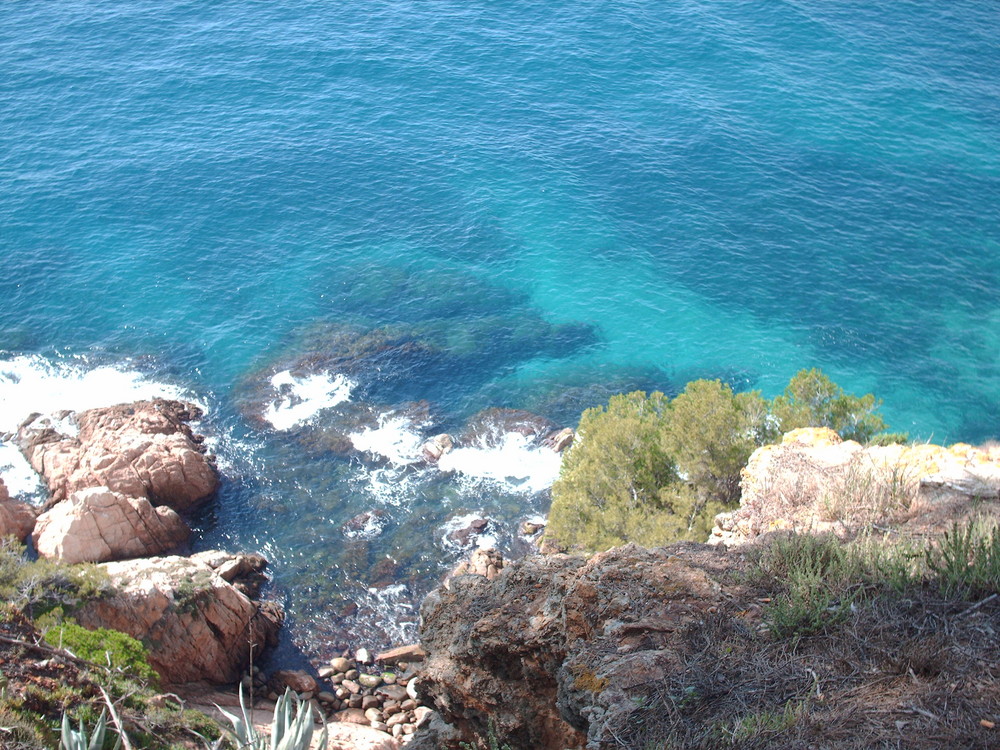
(0, 478, 37, 542)
(73, 551, 282, 685)
(712, 427, 1000, 545)
(17, 399, 218, 512)
(32, 487, 189, 563)
(418, 544, 731, 750)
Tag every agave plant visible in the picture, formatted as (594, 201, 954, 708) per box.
(59, 710, 121, 750)
(217, 686, 328, 750)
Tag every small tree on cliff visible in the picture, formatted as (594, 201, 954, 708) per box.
(545, 370, 890, 553)
(546, 391, 685, 551)
(772, 368, 886, 443)
(546, 381, 769, 552)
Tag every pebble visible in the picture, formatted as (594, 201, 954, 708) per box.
(371, 721, 389, 733)
(342, 679, 361, 694)
(345, 669, 360, 680)
(400, 699, 416, 712)
(364, 708, 384, 723)
(382, 672, 397, 685)
(318, 666, 336, 678)
(386, 712, 408, 728)
(330, 657, 354, 673)
(355, 647, 372, 664)
(317, 691, 337, 704)
(358, 673, 382, 689)
(392, 725, 403, 738)
(362, 695, 381, 710)
(348, 694, 363, 709)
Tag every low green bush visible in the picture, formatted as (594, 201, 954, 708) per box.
(43, 621, 158, 684)
(0, 537, 113, 620)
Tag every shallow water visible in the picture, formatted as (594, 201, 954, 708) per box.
(1, 1, 998, 660)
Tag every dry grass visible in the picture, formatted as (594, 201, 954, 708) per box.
(603, 527, 1000, 750)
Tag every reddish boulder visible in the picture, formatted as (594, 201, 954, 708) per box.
(74, 552, 282, 685)
(17, 399, 218, 512)
(32, 487, 189, 563)
(0, 478, 37, 542)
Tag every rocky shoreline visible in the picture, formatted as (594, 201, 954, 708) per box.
(0, 396, 569, 748)
(2, 398, 999, 749)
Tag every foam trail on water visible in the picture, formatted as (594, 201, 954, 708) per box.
(262, 370, 355, 430)
(0, 442, 44, 500)
(0, 354, 193, 434)
(437, 432, 563, 494)
(349, 414, 427, 466)
(0, 354, 201, 499)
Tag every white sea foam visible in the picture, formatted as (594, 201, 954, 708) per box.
(0, 442, 45, 501)
(0, 354, 193, 434)
(262, 370, 355, 430)
(0, 354, 197, 499)
(437, 432, 563, 494)
(349, 414, 427, 466)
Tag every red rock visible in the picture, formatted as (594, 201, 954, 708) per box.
(32, 487, 189, 563)
(0, 479, 37, 542)
(73, 553, 282, 685)
(18, 399, 218, 512)
(375, 644, 427, 664)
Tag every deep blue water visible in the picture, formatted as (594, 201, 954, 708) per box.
(1, 1, 998, 658)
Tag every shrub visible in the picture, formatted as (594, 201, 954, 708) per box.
(43, 622, 158, 684)
(925, 519, 1000, 598)
(0, 537, 113, 620)
(545, 369, 893, 552)
(546, 391, 684, 551)
(547, 381, 774, 552)
(771, 368, 886, 443)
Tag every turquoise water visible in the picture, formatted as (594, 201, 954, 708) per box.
(2, 2, 998, 659)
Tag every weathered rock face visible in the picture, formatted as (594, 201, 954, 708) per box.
(73, 552, 282, 685)
(418, 544, 730, 750)
(0, 478, 37, 542)
(712, 427, 1000, 545)
(17, 399, 218, 512)
(32, 487, 189, 563)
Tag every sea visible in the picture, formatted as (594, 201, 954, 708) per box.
(1, 1, 998, 665)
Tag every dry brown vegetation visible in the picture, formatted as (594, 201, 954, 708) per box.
(606, 529, 1000, 750)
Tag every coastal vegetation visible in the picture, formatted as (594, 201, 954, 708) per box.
(0, 538, 223, 749)
(546, 369, 895, 553)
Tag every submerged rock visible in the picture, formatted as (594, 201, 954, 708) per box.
(0, 478, 37, 542)
(74, 552, 282, 685)
(17, 399, 218, 512)
(33, 487, 189, 563)
(459, 408, 558, 448)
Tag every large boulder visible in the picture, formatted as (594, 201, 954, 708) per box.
(32, 487, 189, 563)
(73, 552, 282, 685)
(17, 399, 218, 512)
(711, 427, 1000, 545)
(417, 544, 729, 750)
(0, 478, 37, 542)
